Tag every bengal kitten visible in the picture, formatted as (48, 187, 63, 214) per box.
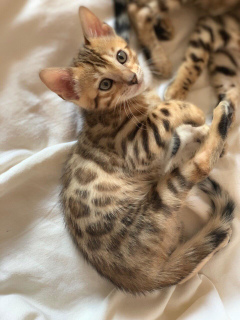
(114, 0, 240, 78)
(164, 12, 240, 103)
(40, 7, 235, 294)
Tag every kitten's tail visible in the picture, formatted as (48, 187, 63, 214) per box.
(113, 0, 130, 42)
(160, 178, 234, 287)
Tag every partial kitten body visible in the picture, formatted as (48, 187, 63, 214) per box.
(40, 7, 235, 294)
(165, 12, 240, 105)
(114, 0, 240, 78)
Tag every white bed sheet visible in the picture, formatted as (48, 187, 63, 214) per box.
(0, 1, 240, 319)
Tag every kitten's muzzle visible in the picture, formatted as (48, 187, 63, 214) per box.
(128, 73, 138, 86)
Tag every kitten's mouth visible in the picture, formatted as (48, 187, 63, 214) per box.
(128, 80, 144, 98)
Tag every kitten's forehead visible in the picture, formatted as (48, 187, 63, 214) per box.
(91, 36, 128, 53)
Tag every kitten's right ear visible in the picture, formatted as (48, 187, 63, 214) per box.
(39, 68, 79, 101)
(79, 6, 115, 44)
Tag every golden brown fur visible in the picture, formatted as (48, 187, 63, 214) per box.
(165, 13, 240, 104)
(40, 7, 235, 294)
(114, 0, 240, 78)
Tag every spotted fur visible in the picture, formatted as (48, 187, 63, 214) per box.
(165, 12, 240, 104)
(114, 0, 240, 78)
(40, 7, 235, 294)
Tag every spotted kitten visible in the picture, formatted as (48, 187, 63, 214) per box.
(114, 0, 240, 78)
(165, 12, 240, 103)
(40, 7, 235, 294)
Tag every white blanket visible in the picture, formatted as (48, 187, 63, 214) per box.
(0, 1, 240, 319)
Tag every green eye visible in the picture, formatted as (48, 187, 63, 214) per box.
(117, 50, 127, 64)
(99, 79, 113, 91)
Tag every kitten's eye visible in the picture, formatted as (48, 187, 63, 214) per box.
(99, 79, 113, 91)
(117, 50, 127, 64)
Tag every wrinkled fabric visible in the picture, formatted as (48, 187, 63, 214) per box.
(0, 1, 240, 319)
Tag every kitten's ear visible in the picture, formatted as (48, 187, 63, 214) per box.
(39, 68, 79, 101)
(79, 6, 115, 43)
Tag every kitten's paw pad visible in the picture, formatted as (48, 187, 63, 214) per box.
(164, 83, 188, 101)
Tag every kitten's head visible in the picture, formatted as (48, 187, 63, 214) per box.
(40, 7, 144, 111)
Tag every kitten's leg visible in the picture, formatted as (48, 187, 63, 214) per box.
(158, 100, 206, 128)
(128, 1, 172, 78)
(154, 100, 234, 284)
(164, 16, 216, 100)
(209, 49, 240, 114)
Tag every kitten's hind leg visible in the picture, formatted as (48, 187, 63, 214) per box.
(164, 16, 215, 100)
(154, 102, 234, 286)
(209, 49, 240, 117)
(128, 1, 172, 78)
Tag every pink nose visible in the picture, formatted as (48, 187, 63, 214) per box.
(128, 73, 138, 85)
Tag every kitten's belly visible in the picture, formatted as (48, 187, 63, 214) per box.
(60, 150, 182, 291)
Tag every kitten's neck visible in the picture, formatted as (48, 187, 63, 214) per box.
(83, 91, 149, 126)
(81, 91, 156, 149)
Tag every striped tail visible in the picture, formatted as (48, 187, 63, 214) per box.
(159, 178, 235, 287)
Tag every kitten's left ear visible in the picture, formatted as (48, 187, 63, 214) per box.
(39, 68, 79, 101)
(79, 6, 115, 44)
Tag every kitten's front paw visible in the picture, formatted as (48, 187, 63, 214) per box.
(164, 82, 188, 101)
(214, 100, 234, 139)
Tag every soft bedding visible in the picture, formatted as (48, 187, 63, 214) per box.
(0, 0, 240, 319)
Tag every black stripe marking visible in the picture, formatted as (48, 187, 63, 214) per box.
(133, 141, 139, 161)
(189, 39, 211, 51)
(113, 115, 133, 138)
(121, 138, 127, 158)
(94, 95, 99, 109)
(167, 180, 178, 194)
(160, 108, 170, 116)
(218, 112, 232, 139)
(215, 49, 238, 67)
(86, 220, 114, 236)
(213, 66, 236, 76)
(219, 29, 230, 47)
(151, 189, 171, 214)
(77, 145, 115, 173)
(190, 53, 204, 63)
(189, 39, 200, 48)
(147, 117, 163, 147)
(92, 196, 113, 207)
(172, 168, 191, 189)
(194, 65, 201, 74)
(68, 197, 90, 218)
(199, 39, 211, 51)
(208, 229, 228, 248)
(128, 122, 143, 141)
(201, 25, 214, 42)
(142, 125, 150, 155)
(163, 119, 170, 132)
(171, 132, 181, 157)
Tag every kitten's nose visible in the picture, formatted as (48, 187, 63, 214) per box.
(129, 73, 138, 85)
